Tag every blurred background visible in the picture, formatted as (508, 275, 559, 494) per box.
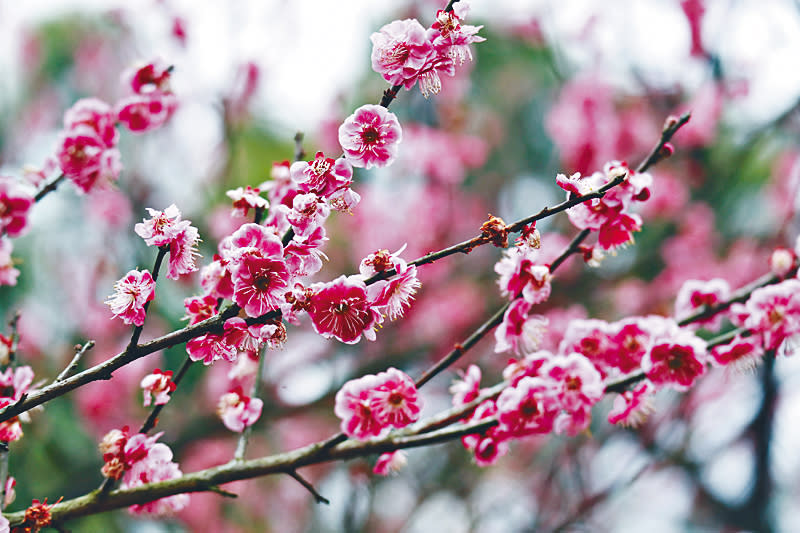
(1, 0, 800, 531)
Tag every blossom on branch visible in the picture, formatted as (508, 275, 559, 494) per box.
(494, 299, 548, 356)
(674, 278, 731, 331)
(642, 330, 708, 390)
(338, 104, 403, 169)
(370, 19, 436, 90)
(334, 367, 422, 439)
(731, 278, 800, 352)
(495, 246, 552, 305)
(105, 269, 156, 326)
(217, 386, 263, 432)
(135, 204, 190, 247)
(360, 245, 421, 320)
(226, 185, 269, 218)
(308, 275, 382, 344)
(290, 152, 353, 199)
(140, 369, 176, 407)
(0, 176, 34, 237)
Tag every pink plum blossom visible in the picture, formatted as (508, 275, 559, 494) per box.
(231, 253, 291, 317)
(284, 226, 328, 278)
(361, 246, 421, 320)
(63, 97, 119, 148)
(217, 387, 263, 432)
(166, 224, 201, 280)
(0, 177, 33, 238)
(369, 264, 421, 321)
(105, 269, 156, 326)
(286, 192, 330, 238)
(126, 459, 189, 516)
(115, 92, 177, 133)
(461, 400, 509, 467)
(674, 278, 731, 331)
(186, 317, 251, 365)
(430, 4, 485, 66)
(494, 246, 552, 304)
(642, 330, 708, 390)
(370, 19, 436, 90)
(450, 364, 482, 406)
(494, 299, 548, 355)
(0, 365, 35, 403)
(608, 382, 655, 427)
(117, 59, 178, 134)
(226, 186, 268, 218)
(502, 351, 550, 387)
(542, 353, 604, 411)
(186, 331, 237, 365)
(183, 293, 219, 325)
(140, 369, 176, 407)
(308, 275, 382, 344)
(124, 59, 173, 94)
(338, 104, 403, 169)
(57, 98, 122, 193)
(0, 365, 35, 441)
(200, 256, 234, 300)
(135, 204, 190, 247)
(368, 367, 422, 428)
(373, 450, 408, 476)
(334, 373, 385, 439)
(496, 376, 558, 437)
(558, 319, 614, 376)
(289, 152, 353, 199)
(710, 335, 764, 372)
(732, 279, 800, 351)
(334, 367, 422, 439)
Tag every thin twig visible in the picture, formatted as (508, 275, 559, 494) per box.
(33, 174, 66, 203)
(54, 341, 95, 383)
(0, 441, 9, 511)
(287, 469, 329, 505)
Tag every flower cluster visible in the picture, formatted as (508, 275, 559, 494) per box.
(456, 352, 604, 465)
(558, 161, 653, 250)
(55, 59, 176, 194)
(98, 427, 188, 515)
(370, 3, 484, 97)
(334, 367, 422, 439)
